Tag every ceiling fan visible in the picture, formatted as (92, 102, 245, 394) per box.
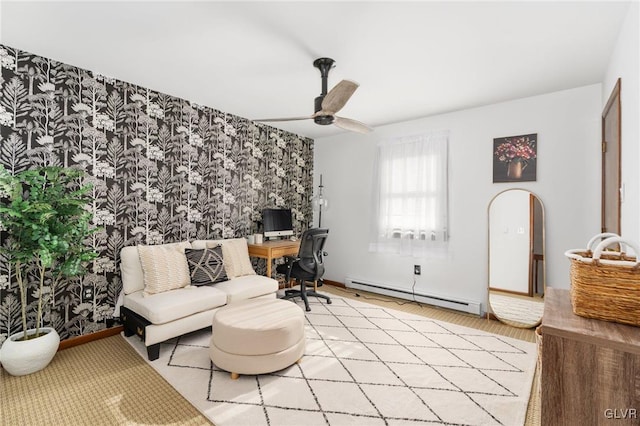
(255, 57, 372, 134)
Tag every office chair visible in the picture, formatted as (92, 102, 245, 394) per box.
(277, 228, 331, 312)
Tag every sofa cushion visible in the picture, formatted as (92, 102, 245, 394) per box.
(218, 238, 256, 278)
(185, 247, 227, 286)
(192, 239, 224, 250)
(213, 275, 278, 304)
(121, 246, 145, 295)
(123, 286, 227, 325)
(138, 241, 192, 296)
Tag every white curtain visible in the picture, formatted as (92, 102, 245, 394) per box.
(369, 131, 449, 257)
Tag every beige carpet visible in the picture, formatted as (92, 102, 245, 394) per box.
(1, 285, 540, 426)
(1, 331, 209, 425)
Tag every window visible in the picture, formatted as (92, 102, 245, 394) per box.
(369, 131, 449, 256)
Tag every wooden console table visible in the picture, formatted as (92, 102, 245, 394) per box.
(541, 288, 640, 425)
(247, 240, 300, 277)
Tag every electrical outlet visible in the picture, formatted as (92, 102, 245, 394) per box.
(414, 265, 421, 275)
(82, 285, 94, 302)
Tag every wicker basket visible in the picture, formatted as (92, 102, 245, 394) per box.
(565, 235, 640, 327)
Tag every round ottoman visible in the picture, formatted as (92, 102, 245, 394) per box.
(210, 298, 306, 379)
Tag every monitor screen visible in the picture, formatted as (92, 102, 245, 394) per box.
(262, 208, 294, 238)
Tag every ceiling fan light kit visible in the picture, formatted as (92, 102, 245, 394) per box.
(255, 57, 372, 134)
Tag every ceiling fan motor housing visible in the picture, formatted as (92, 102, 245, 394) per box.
(314, 96, 334, 125)
(313, 57, 336, 125)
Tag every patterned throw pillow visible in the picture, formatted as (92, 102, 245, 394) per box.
(184, 247, 228, 286)
(138, 241, 192, 296)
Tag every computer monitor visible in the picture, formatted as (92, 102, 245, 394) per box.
(262, 208, 294, 238)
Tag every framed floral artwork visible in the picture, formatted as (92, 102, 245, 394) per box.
(493, 133, 537, 183)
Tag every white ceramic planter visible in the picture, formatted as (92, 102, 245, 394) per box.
(0, 327, 60, 376)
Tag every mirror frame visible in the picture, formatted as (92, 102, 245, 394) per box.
(487, 188, 546, 328)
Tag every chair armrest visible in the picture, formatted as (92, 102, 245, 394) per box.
(280, 256, 300, 282)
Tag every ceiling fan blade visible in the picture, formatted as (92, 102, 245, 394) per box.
(333, 116, 373, 134)
(321, 80, 359, 115)
(253, 116, 312, 122)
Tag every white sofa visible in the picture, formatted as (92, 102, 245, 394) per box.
(120, 239, 278, 360)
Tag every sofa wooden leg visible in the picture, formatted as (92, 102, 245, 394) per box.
(147, 344, 160, 361)
(231, 372, 240, 380)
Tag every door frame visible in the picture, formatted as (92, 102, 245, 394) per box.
(528, 193, 534, 297)
(601, 78, 622, 235)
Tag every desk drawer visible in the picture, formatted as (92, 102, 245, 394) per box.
(248, 246, 269, 257)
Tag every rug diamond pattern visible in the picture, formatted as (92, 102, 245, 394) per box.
(127, 295, 536, 426)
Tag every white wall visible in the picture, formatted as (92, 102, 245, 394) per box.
(602, 2, 640, 246)
(314, 84, 601, 311)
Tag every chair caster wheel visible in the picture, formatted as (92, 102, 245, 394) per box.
(327, 300, 332, 304)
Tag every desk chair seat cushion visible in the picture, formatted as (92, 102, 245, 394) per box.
(210, 298, 305, 376)
(276, 262, 316, 282)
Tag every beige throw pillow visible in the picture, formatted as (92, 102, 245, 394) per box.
(138, 241, 192, 296)
(216, 238, 256, 278)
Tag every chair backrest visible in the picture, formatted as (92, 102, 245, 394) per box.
(297, 228, 329, 280)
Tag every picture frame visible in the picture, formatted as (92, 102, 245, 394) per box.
(493, 133, 537, 183)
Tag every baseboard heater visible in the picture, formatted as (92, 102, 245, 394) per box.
(345, 277, 482, 316)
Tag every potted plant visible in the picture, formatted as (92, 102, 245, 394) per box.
(0, 165, 97, 376)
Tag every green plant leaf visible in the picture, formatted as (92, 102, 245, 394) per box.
(0, 165, 99, 336)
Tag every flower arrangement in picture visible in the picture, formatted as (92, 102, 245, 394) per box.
(492, 133, 538, 182)
(494, 135, 537, 163)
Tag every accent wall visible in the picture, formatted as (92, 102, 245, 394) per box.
(0, 44, 313, 344)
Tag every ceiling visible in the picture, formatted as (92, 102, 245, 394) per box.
(0, 1, 631, 139)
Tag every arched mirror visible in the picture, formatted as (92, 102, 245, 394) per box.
(488, 189, 545, 328)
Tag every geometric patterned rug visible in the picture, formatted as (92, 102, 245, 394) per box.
(123, 295, 537, 426)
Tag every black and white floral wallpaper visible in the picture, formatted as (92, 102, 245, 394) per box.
(0, 44, 314, 344)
